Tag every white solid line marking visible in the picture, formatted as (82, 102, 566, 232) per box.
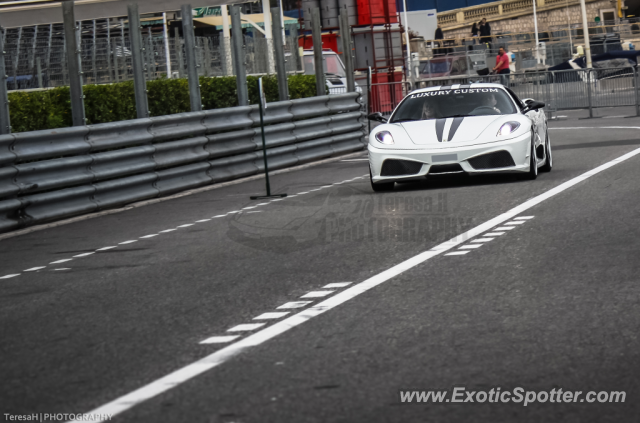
(177, 224, 194, 228)
(459, 244, 483, 249)
(270, 199, 284, 202)
(119, 240, 137, 244)
(287, 195, 298, 198)
(242, 206, 257, 210)
(160, 229, 177, 233)
(50, 259, 72, 264)
(54, 268, 71, 271)
(246, 211, 262, 214)
(72, 146, 640, 423)
(504, 221, 526, 225)
(296, 192, 309, 195)
(485, 232, 506, 236)
(300, 291, 335, 298)
(494, 226, 516, 231)
(257, 203, 270, 206)
(471, 238, 494, 243)
(227, 211, 240, 214)
(96, 246, 117, 251)
(445, 251, 470, 256)
(321, 185, 332, 188)
(196, 219, 211, 222)
(200, 335, 240, 344)
(323, 282, 352, 289)
(276, 301, 313, 309)
(309, 188, 322, 191)
(253, 312, 290, 320)
(0, 274, 20, 279)
(227, 323, 266, 332)
(514, 216, 534, 220)
(212, 215, 226, 218)
(139, 234, 158, 239)
(24, 267, 46, 272)
(73, 252, 95, 257)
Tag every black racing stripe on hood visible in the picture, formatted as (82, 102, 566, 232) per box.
(435, 119, 446, 142)
(448, 117, 465, 141)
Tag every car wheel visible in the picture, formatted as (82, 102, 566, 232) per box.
(370, 170, 394, 192)
(540, 129, 552, 172)
(526, 137, 538, 180)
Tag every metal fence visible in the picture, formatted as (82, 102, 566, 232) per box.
(412, 66, 640, 118)
(0, 92, 365, 233)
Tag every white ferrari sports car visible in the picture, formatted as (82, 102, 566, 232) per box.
(367, 83, 552, 192)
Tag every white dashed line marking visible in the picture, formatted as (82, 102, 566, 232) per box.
(0, 274, 20, 279)
(257, 203, 270, 206)
(227, 211, 240, 214)
(270, 199, 284, 202)
(514, 216, 534, 220)
(96, 246, 117, 251)
(119, 240, 137, 245)
(177, 224, 194, 228)
(471, 238, 495, 243)
(246, 211, 262, 214)
(50, 259, 73, 264)
(24, 267, 46, 272)
(445, 251, 470, 256)
(196, 219, 211, 223)
(200, 335, 240, 344)
(485, 232, 505, 236)
(242, 206, 257, 210)
(212, 215, 226, 218)
(323, 282, 352, 289)
(276, 301, 313, 309)
(504, 221, 526, 225)
(493, 226, 516, 231)
(227, 323, 266, 332)
(54, 268, 71, 271)
(459, 244, 483, 249)
(253, 312, 290, 320)
(139, 234, 158, 239)
(160, 229, 177, 233)
(73, 252, 96, 257)
(296, 192, 309, 195)
(300, 291, 335, 298)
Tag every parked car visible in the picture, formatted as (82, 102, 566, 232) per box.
(300, 49, 362, 94)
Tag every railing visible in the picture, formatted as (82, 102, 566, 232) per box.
(0, 92, 365, 232)
(438, 13, 458, 26)
(464, 5, 500, 22)
(502, 0, 533, 15)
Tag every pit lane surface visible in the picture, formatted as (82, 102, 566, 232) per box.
(1, 110, 639, 422)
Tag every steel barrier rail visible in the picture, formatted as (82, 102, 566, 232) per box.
(0, 92, 365, 232)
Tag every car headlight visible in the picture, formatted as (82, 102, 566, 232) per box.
(497, 122, 521, 137)
(375, 131, 394, 145)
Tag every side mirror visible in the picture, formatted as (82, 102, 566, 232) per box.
(523, 100, 545, 112)
(367, 112, 388, 123)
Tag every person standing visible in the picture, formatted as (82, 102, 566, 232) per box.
(480, 17, 492, 48)
(434, 25, 444, 56)
(493, 47, 510, 86)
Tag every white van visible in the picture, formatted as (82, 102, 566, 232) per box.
(300, 49, 362, 94)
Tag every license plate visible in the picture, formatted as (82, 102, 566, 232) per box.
(432, 154, 458, 163)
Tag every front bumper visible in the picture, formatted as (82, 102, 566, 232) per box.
(368, 132, 532, 183)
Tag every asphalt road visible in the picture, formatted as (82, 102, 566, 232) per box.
(1, 109, 640, 423)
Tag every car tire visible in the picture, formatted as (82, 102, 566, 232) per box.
(370, 170, 394, 192)
(540, 129, 552, 172)
(526, 137, 538, 180)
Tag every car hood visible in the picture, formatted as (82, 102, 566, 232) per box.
(400, 115, 504, 145)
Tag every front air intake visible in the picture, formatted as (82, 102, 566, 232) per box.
(380, 159, 424, 176)
(428, 164, 464, 174)
(468, 150, 516, 170)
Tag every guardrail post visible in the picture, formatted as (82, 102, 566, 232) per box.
(128, 3, 149, 119)
(230, 5, 248, 106)
(311, 7, 326, 96)
(0, 23, 11, 134)
(339, 7, 356, 92)
(62, 0, 86, 126)
(181, 4, 202, 111)
(271, 7, 289, 101)
(587, 68, 593, 118)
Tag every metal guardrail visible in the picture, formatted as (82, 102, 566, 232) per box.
(0, 92, 365, 232)
(412, 66, 640, 118)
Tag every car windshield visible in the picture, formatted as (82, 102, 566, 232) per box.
(419, 59, 451, 75)
(390, 87, 517, 122)
(303, 55, 347, 77)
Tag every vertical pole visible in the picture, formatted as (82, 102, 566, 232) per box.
(367, 66, 371, 134)
(181, 4, 202, 111)
(146, 28, 153, 81)
(46, 23, 52, 82)
(162, 13, 172, 77)
(230, 5, 248, 106)
(92, 20, 98, 83)
(36, 57, 43, 88)
(533, 0, 540, 64)
(30, 26, 38, 77)
(127, 3, 149, 118)
(0, 24, 11, 134)
(106, 19, 113, 83)
(580, 0, 592, 68)
(120, 19, 125, 81)
(402, 0, 411, 83)
(62, 37, 69, 86)
(258, 77, 271, 196)
(311, 7, 325, 96)
(262, 0, 275, 74)
(634, 66, 639, 117)
(221, 5, 233, 76)
(62, 0, 86, 126)
(13, 28, 22, 90)
(271, 6, 288, 101)
(587, 68, 593, 117)
(203, 38, 212, 77)
(339, 9, 355, 92)
(113, 23, 119, 82)
(174, 27, 185, 78)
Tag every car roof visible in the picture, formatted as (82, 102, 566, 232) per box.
(409, 83, 506, 95)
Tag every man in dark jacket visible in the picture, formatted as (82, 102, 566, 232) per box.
(480, 17, 492, 48)
(434, 25, 444, 56)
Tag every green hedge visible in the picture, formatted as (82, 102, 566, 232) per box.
(7, 74, 318, 133)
